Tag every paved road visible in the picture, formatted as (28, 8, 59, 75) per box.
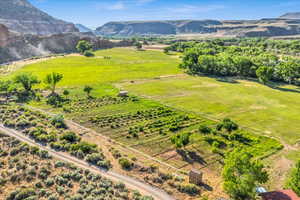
(0, 124, 175, 200)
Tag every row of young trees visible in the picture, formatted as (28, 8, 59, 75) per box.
(169, 40, 300, 85)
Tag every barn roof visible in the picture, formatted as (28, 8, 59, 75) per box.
(261, 190, 300, 200)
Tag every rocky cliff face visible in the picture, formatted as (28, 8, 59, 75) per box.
(0, 0, 78, 35)
(0, 25, 133, 64)
(96, 18, 300, 37)
(0, 24, 9, 47)
(280, 12, 300, 19)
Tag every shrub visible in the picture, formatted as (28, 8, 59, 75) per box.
(71, 142, 97, 155)
(199, 125, 212, 134)
(119, 158, 133, 170)
(177, 183, 200, 195)
(60, 132, 80, 143)
(83, 51, 95, 57)
(86, 153, 104, 165)
(50, 114, 67, 129)
(45, 178, 55, 187)
(6, 188, 36, 200)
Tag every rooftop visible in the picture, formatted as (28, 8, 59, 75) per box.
(261, 190, 300, 200)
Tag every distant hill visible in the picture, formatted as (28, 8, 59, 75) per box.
(95, 20, 221, 36)
(280, 12, 300, 19)
(75, 24, 93, 33)
(0, 24, 133, 64)
(0, 0, 78, 35)
(96, 18, 300, 37)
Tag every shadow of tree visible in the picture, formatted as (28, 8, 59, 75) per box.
(216, 77, 239, 84)
(176, 149, 207, 165)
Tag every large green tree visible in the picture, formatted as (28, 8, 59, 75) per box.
(286, 160, 300, 196)
(44, 72, 63, 95)
(14, 73, 40, 93)
(76, 40, 92, 54)
(222, 150, 269, 200)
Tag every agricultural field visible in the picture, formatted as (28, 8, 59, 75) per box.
(41, 94, 281, 170)
(121, 75, 300, 145)
(1, 46, 300, 198)
(0, 132, 152, 200)
(6, 48, 181, 87)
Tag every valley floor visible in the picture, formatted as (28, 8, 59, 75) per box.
(1, 47, 300, 199)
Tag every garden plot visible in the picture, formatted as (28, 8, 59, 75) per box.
(51, 96, 283, 174)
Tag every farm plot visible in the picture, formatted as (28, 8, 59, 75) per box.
(53, 95, 283, 171)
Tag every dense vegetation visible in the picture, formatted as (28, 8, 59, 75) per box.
(168, 39, 300, 85)
(0, 104, 111, 169)
(222, 149, 269, 200)
(0, 133, 153, 200)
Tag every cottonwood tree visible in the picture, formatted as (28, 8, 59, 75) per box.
(44, 72, 63, 95)
(14, 73, 40, 93)
(222, 149, 269, 200)
(76, 40, 92, 54)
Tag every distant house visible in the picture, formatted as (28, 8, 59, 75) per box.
(261, 190, 300, 200)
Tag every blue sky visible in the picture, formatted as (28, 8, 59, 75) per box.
(29, 0, 300, 29)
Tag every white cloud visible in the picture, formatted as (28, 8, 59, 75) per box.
(108, 2, 125, 10)
(96, 1, 126, 11)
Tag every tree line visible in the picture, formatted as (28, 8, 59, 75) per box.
(167, 40, 300, 85)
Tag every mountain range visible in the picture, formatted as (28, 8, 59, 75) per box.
(95, 17, 300, 37)
(1, 0, 300, 64)
(0, 0, 78, 35)
(280, 12, 300, 19)
(75, 24, 93, 33)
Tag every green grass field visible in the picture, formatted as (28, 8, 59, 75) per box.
(7, 48, 181, 87)
(122, 75, 300, 145)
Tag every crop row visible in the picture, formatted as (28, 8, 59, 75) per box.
(64, 96, 139, 113)
(89, 107, 175, 128)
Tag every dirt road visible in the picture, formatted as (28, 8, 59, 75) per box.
(0, 124, 175, 200)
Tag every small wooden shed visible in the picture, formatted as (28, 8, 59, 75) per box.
(189, 169, 203, 185)
(118, 91, 128, 97)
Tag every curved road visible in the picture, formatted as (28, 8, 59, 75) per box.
(0, 124, 175, 200)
